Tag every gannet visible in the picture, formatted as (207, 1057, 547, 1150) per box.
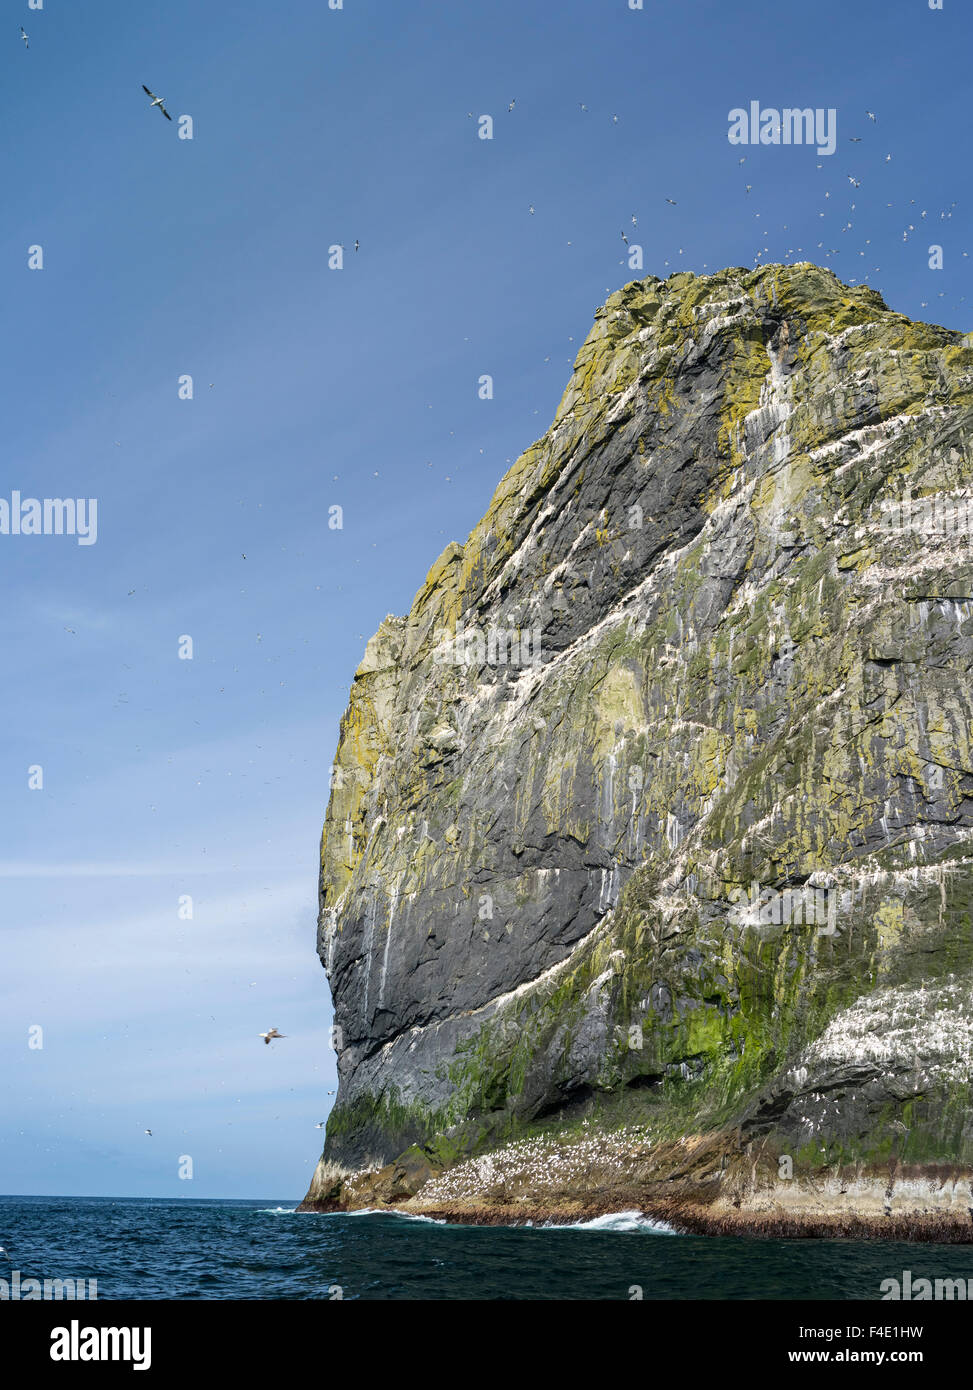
(142, 85, 173, 121)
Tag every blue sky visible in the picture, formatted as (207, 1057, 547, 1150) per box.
(2, 0, 970, 1199)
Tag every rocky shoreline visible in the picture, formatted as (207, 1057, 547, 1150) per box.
(297, 1195, 973, 1243)
(297, 1126, 973, 1242)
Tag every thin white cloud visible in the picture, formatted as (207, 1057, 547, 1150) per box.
(0, 861, 250, 878)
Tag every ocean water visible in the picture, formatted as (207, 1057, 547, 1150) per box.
(3, 1195, 973, 1301)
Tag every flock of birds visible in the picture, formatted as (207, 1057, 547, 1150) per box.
(732, 108, 960, 302)
(417, 1125, 653, 1207)
(12, 21, 966, 380)
(468, 95, 972, 394)
(498, 96, 964, 318)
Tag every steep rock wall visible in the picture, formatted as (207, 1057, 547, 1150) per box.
(303, 264, 973, 1210)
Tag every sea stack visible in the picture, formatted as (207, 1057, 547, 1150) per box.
(300, 264, 973, 1236)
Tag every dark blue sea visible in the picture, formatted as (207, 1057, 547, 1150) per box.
(4, 1196, 973, 1300)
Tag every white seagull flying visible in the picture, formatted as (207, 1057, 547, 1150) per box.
(259, 1027, 286, 1045)
(142, 85, 173, 121)
(20, 26, 28, 49)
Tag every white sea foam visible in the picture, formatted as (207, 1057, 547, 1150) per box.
(548, 1210, 677, 1235)
(346, 1208, 446, 1224)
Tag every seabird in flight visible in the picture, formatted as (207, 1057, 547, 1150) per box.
(20, 26, 28, 49)
(144, 1129, 153, 1136)
(142, 85, 173, 121)
(259, 1027, 286, 1045)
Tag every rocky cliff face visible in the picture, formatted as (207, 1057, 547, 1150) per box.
(301, 264, 973, 1225)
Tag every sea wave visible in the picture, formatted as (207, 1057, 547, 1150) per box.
(346, 1208, 446, 1224)
(548, 1210, 677, 1235)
